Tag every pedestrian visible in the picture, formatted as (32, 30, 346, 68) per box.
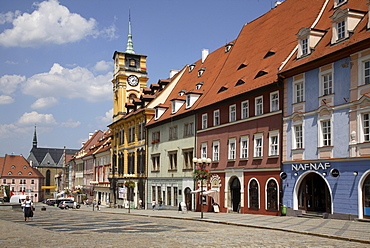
(152, 199, 156, 211)
(23, 196, 33, 222)
(97, 200, 101, 210)
(138, 198, 143, 209)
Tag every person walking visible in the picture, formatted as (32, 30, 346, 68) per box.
(152, 199, 156, 211)
(23, 196, 33, 222)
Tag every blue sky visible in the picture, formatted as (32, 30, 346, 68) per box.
(0, 0, 273, 157)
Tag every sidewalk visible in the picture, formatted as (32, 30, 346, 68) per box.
(82, 205, 370, 244)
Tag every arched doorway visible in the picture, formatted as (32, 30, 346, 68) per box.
(230, 177, 241, 212)
(297, 172, 331, 212)
(363, 174, 370, 219)
(184, 187, 192, 211)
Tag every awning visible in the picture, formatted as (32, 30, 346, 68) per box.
(191, 189, 220, 205)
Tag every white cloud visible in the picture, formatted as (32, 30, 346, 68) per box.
(0, 95, 14, 105)
(31, 97, 58, 109)
(22, 63, 111, 102)
(0, 0, 97, 47)
(96, 109, 113, 126)
(0, 74, 26, 94)
(17, 111, 57, 126)
(94, 60, 112, 72)
(0, 123, 19, 138)
(60, 119, 81, 128)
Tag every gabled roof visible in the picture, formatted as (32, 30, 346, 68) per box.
(1, 154, 44, 178)
(281, 0, 370, 76)
(29, 147, 78, 166)
(147, 0, 325, 125)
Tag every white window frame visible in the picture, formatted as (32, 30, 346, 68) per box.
(168, 151, 178, 171)
(151, 154, 160, 171)
(241, 100, 249, 119)
(202, 113, 208, 129)
(212, 141, 220, 161)
(255, 96, 263, 116)
(320, 67, 334, 96)
(270, 91, 279, 112)
(201, 143, 207, 159)
(254, 133, 263, 158)
(229, 104, 236, 122)
(240, 135, 249, 159)
(248, 178, 260, 209)
(269, 130, 279, 156)
(228, 138, 236, 160)
(358, 54, 370, 86)
(293, 124, 304, 149)
(214, 110, 220, 126)
(319, 119, 332, 147)
(358, 110, 370, 143)
(293, 79, 305, 103)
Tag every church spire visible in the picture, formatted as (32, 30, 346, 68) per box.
(33, 125, 37, 148)
(125, 9, 135, 54)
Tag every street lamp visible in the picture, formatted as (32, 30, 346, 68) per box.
(193, 157, 212, 219)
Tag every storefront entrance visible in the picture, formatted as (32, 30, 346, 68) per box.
(230, 177, 241, 212)
(363, 175, 370, 219)
(298, 173, 331, 213)
(184, 188, 192, 211)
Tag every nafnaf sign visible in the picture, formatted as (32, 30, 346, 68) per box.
(291, 162, 331, 171)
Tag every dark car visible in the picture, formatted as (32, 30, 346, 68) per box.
(46, 199, 56, 206)
(58, 200, 80, 209)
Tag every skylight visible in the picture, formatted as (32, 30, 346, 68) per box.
(235, 80, 245, 86)
(218, 86, 228, 93)
(254, 71, 268, 79)
(263, 51, 275, 59)
(238, 64, 248, 70)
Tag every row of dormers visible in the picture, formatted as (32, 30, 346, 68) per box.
(297, 1, 367, 58)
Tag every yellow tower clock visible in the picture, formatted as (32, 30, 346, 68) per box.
(112, 16, 148, 122)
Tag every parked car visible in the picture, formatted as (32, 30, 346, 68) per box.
(46, 199, 57, 206)
(58, 200, 80, 209)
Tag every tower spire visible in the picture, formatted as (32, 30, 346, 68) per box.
(125, 9, 135, 54)
(33, 125, 37, 148)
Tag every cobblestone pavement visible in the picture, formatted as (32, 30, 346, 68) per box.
(0, 206, 369, 248)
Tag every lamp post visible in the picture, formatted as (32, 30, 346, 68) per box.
(193, 157, 212, 219)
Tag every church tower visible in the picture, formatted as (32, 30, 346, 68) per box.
(33, 125, 37, 148)
(112, 13, 148, 122)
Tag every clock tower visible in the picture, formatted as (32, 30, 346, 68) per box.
(112, 14, 148, 121)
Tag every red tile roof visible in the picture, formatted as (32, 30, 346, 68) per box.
(147, 0, 325, 125)
(1, 154, 44, 178)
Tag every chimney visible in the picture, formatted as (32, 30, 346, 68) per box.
(170, 70, 179, 78)
(202, 49, 209, 63)
(275, 1, 283, 7)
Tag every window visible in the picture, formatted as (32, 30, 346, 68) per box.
(186, 95, 191, 108)
(240, 136, 248, 159)
(365, 61, 370, 85)
(321, 70, 333, 96)
(128, 152, 135, 174)
(168, 152, 177, 171)
(229, 105, 236, 122)
(334, 0, 347, 8)
(151, 154, 160, 171)
(152, 131, 160, 143)
(294, 80, 304, 103)
(2, 179, 5, 184)
(213, 141, 220, 161)
(196, 82, 203, 90)
(255, 96, 263, 116)
(184, 122, 194, 137)
(128, 126, 135, 143)
(254, 133, 263, 158)
(363, 113, 370, 142)
(301, 38, 308, 55)
(202, 114, 208, 129)
(167, 187, 172, 206)
(241, 100, 249, 119)
(169, 126, 178, 140)
(198, 68, 205, 77)
(183, 149, 193, 169)
(119, 128, 125, 145)
(201, 143, 207, 159)
(270, 91, 279, 112)
(320, 120, 332, 146)
(214, 110, 220, 126)
(337, 20, 345, 40)
(266, 179, 278, 211)
(138, 122, 145, 141)
(294, 125, 303, 149)
(174, 187, 178, 206)
(249, 179, 259, 209)
(269, 131, 279, 156)
(228, 138, 236, 160)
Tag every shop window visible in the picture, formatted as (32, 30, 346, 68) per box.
(249, 179, 259, 209)
(266, 179, 278, 211)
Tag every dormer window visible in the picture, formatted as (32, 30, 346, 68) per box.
(155, 106, 168, 120)
(225, 42, 234, 53)
(196, 82, 203, 90)
(334, 0, 347, 8)
(330, 9, 365, 44)
(186, 93, 201, 109)
(179, 90, 186, 96)
(198, 68, 206, 77)
(189, 64, 196, 72)
(171, 99, 185, 114)
(297, 28, 325, 58)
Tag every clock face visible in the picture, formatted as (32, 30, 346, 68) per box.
(127, 75, 139, 86)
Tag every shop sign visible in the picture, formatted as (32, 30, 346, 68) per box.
(291, 162, 331, 171)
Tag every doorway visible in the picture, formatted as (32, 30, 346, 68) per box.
(230, 177, 241, 212)
(184, 187, 192, 211)
(363, 175, 370, 219)
(298, 172, 331, 213)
